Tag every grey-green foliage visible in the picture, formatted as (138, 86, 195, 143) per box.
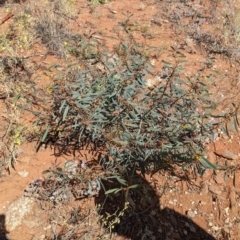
(41, 46, 216, 175)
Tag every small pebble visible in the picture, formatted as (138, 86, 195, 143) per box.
(212, 226, 219, 231)
(170, 215, 177, 226)
(225, 218, 230, 224)
(43, 225, 51, 230)
(225, 207, 229, 214)
(18, 171, 29, 178)
(185, 222, 190, 227)
(190, 226, 196, 232)
(187, 210, 195, 218)
(190, 226, 196, 233)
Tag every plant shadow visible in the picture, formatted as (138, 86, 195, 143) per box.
(95, 173, 215, 240)
(0, 0, 26, 6)
(0, 215, 9, 240)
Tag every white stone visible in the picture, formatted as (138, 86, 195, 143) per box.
(18, 170, 29, 178)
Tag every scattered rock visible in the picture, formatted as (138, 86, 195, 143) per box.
(225, 207, 229, 215)
(214, 150, 238, 160)
(186, 210, 195, 218)
(170, 215, 178, 226)
(200, 181, 209, 194)
(208, 183, 222, 195)
(214, 171, 226, 185)
(150, 210, 157, 216)
(212, 226, 219, 231)
(95, 62, 105, 72)
(43, 225, 51, 231)
(17, 170, 29, 178)
(171, 232, 181, 239)
(5, 196, 35, 231)
(190, 225, 196, 233)
(225, 218, 230, 224)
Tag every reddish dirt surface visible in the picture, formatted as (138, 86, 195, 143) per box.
(1, 0, 240, 239)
